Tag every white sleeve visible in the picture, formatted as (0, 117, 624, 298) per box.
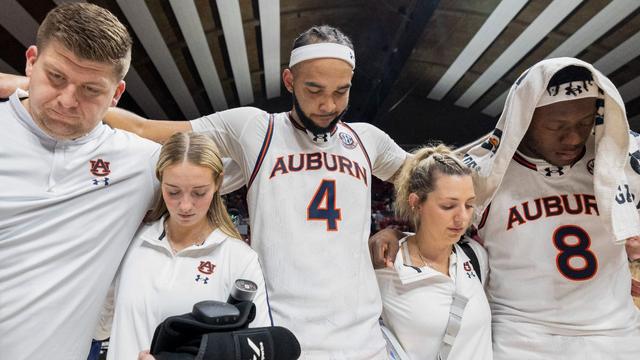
(219, 158, 245, 195)
(467, 239, 490, 286)
(351, 123, 408, 181)
(93, 283, 116, 340)
(233, 248, 272, 328)
(190, 107, 266, 161)
(190, 107, 270, 187)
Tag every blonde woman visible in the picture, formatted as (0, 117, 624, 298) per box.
(376, 145, 492, 360)
(102, 132, 270, 360)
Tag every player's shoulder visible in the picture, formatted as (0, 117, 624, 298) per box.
(341, 121, 385, 134)
(339, 122, 394, 146)
(213, 106, 269, 122)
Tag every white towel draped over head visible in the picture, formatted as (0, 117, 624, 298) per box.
(462, 57, 639, 244)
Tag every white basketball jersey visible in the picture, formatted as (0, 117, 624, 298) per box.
(478, 136, 640, 336)
(192, 108, 406, 359)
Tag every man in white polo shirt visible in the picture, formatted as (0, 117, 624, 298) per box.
(0, 4, 159, 360)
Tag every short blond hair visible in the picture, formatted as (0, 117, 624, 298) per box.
(37, 3, 132, 80)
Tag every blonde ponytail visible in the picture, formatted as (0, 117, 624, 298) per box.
(394, 144, 471, 229)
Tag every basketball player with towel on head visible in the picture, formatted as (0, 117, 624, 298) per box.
(371, 57, 640, 359)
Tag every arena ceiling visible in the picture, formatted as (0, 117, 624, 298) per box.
(1, 0, 640, 146)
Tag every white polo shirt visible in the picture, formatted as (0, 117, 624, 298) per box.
(105, 218, 271, 360)
(376, 237, 493, 360)
(0, 91, 160, 360)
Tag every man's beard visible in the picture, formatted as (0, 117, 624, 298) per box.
(292, 91, 348, 135)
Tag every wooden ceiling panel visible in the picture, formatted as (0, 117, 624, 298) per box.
(3, 0, 640, 139)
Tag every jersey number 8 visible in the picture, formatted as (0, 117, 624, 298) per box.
(553, 225, 598, 281)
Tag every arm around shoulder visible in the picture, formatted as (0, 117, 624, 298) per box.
(0, 73, 28, 98)
(104, 107, 191, 144)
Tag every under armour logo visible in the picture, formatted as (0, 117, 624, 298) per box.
(544, 167, 564, 177)
(564, 85, 584, 96)
(313, 133, 329, 142)
(247, 338, 265, 360)
(92, 177, 110, 186)
(195, 275, 209, 284)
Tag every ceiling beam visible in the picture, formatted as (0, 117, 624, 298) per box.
(427, 0, 528, 101)
(123, 68, 168, 119)
(367, 0, 440, 122)
(548, 0, 640, 58)
(483, 0, 640, 116)
(169, 0, 228, 111)
(216, 0, 254, 105)
(593, 30, 640, 75)
(0, 1, 37, 46)
(258, 0, 281, 99)
(455, 0, 583, 108)
(619, 76, 640, 102)
(116, 0, 200, 118)
(0, 58, 18, 75)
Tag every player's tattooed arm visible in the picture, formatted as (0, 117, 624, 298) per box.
(369, 227, 403, 269)
(0, 73, 29, 98)
(104, 107, 191, 144)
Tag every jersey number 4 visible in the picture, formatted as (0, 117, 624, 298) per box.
(553, 225, 598, 281)
(307, 180, 342, 231)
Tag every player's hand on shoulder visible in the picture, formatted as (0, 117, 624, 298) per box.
(0, 73, 28, 98)
(627, 236, 640, 297)
(626, 236, 640, 261)
(369, 228, 403, 269)
(137, 350, 155, 360)
(632, 278, 640, 297)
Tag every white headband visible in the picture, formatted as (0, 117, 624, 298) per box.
(537, 80, 600, 108)
(289, 43, 355, 69)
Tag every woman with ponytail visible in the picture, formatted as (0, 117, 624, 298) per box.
(376, 144, 492, 360)
(99, 132, 270, 360)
